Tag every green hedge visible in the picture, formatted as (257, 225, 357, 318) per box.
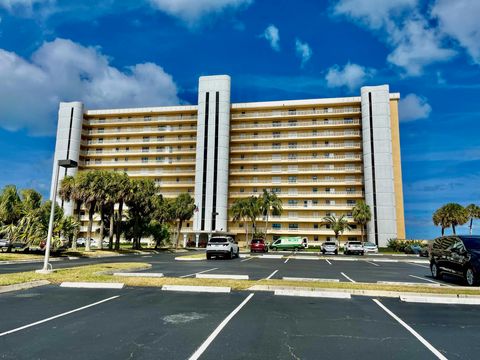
(387, 238, 427, 252)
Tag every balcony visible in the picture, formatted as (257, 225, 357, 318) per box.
(83, 125, 196, 136)
(80, 148, 195, 157)
(229, 191, 363, 198)
(228, 227, 362, 236)
(230, 143, 362, 154)
(86, 114, 198, 126)
(231, 107, 361, 119)
(82, 137, 196, 146)
(123, 169, 195, 176)
(229, 178, 362, 185)
(230, 130, 360, 142)
(80, 158, 196, 167)
(230, 166, 363, 175)
(231, 119, 360, 130)
(230, 154, 362, 163)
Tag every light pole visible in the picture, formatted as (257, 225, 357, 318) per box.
(36, 159, 78, 274)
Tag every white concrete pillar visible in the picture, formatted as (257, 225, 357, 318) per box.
(195, 233, 200, 248)
(183, 233, 188, 248)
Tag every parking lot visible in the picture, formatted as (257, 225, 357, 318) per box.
(1, 283, 480, 359)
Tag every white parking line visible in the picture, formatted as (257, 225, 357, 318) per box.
(0, 296, 120, 337)
(325, 259, 332, 265)
(179, 268, 218, 278)
(373, 299, 448, 360)
(241, 257, 254, 262)
(284, 258, 290, 264)
(408, 275, 451, 287)
(341, 272, 356, 283)
(366, 261, 380, 267)
(265, 270, 279, 280)
(408, 262, 429, 269)
(189, 294, 254, 360)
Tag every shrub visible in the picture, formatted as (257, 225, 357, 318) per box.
(387, 238, 427, 252)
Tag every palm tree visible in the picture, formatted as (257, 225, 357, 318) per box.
(352, 201, 371, 244)
(231, 198, 250, 247)
(433, 203, 468, 235)
(172, 193, 195, 249)
(0, 185, 22, 226)
(260, 190, 283, 239)
(59, 175, 83, 249)
(247, 196, 261, 241)
(466, 204, 480, 235)
(323, 215, 352, 241)
(112, 172, 131, 250)
(433, 207, 450, 236)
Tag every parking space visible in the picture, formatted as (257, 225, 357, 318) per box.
(3, 286, 479, 359)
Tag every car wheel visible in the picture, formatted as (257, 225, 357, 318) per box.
(206, 254, 212, 260)
(334, 250, 338, 255)
(430, 262, 442, 280)
(236, 248, 240, 258)
(272, 247, 277, 251)
(229, 249, 233, 260)
(465, 267, 478, 286)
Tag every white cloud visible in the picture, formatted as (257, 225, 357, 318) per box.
(332, 0, 456, 76)
(0, 38, 180, 135)
(432, 0, 480, 65)
(147, 0, 252, 25)
(0, 0, 53, 15)
(399, 93, 432, 122)
(295, 38, 312, 67)
(261, 24, 280, 51)
(325, 62, 374, 91)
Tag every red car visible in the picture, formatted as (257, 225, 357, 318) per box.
(250, 239, 268, 253)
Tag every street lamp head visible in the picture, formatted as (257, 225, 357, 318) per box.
(58, 159, 78, 168)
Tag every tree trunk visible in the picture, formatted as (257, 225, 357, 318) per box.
(264, 213, 269, 240)
(175, 220, 182, 249)
(99, 208, 105, 250)
(452, 224, 456, 235)
(86, 204, 94, 251)
(360, 225, 364, 244)
(115, 201, 123, 251)
(244, 220, 248, 249)
(441, 227, 445, 236)
(470, 219, 473, 235)
(108, 207, 114, 250)
(72, 201, 81, 250)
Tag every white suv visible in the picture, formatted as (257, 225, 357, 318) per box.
(343, 241, 365, 255)
(206, 236, 239, 260)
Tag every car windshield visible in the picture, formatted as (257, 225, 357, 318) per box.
(364, 242, 376, 246)
(324, 242, 336, 245)
(461, 237, 480, 250)
(251, 239, 263, 244)
(349, 241, 361, 245)
(209, 238, 228, 243)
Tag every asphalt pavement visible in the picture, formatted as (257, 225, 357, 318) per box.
(1, 285, 479, 359)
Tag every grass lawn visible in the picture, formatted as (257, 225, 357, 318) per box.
(0, 253, 44, 262)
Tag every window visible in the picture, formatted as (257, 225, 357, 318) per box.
(240, 188, 245, 193)
(288, 109, 297, 115)
(156, 157, 163, 162)
(312, 176, 318, 181)
(142, 157, 148, 163)
(312, 187, 318, 193)
(288, 176, 297, 183)
(126, 147, 130, 152)
(288, 142, 297, 149)
(288, 200, 297, 205)
(313, 224, 319, 229)
(325, 188, 331, 193)
(347, 200, 356, 205)
(273, 121, 281, 127)
(95, 159, 101, 164)
(288, 223, 298, 229)
(96, 148, 102, 154)
(312, 200, 318, 205)
(288, 153, 297, 160)
(98, 138, 103, 144)
(288, 120, 297, 126)
(142, 147, 149, 153)
(314, 236, 319, 241)
(272, 223, 281, 230)
(143, 136, 150, 142)
(272, 187, 281, 193)
(272, 142, 281, 149)
(114, 158, 118, 162)
(144, 116, 152, 121)
(273, 131, 281, 138)
(253, 188, 258, 193)
(157, 136, 164, 141)
(348, 237, 358, 241)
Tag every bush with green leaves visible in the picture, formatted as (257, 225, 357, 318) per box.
(387, 238, 427, 252)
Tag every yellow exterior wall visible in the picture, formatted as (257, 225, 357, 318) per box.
(389, 99, 406, 239)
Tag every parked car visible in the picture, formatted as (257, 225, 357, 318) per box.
(250, 238, 268, 253)
(76, 238, 96, 247)
(270, 236, 308, 251)
(0, 239, 10, 251)
(343, 241, 364, 255)
(430, 235, 480, 286)
(321, 241, 338, 255)
(206, 236, 239, 260)
(363, 242, 378, 254)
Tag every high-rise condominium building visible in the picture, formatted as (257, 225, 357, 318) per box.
(51, 75, 405, 247)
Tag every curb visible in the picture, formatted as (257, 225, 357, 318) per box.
(162, 285, 231, 293)
(282, 277, 340, 283)
(400, 295, 480, 305)
(275, 289, 351, 299)
(175, 256, 205, 261)
(60, 282, 124, 289)
(0, 280, 50, 294)
(112, 272, 164, 278)
(0, 258, 64, 266)
(196, 274, 249, 280)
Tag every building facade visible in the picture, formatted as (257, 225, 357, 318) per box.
(51, 75, 405, 247)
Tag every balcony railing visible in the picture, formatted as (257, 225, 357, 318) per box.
(231, 143, 361, 151)
(80, 148, 195, 156)
(229, 178, 362, 185)
(231, 119, 360, 129)
(231, 107, 361, 119)
(83, 125, 196, 136)
(230, 154, 362, 162)
(81, 158, 196, 166)
(86, 114, 197, 125)
(230, 166, 362, 174)
(123, 169, 195, 175)
(230, 130, 360, 141)
(229, 191, 363, 197)
(82, 137, 196, 145)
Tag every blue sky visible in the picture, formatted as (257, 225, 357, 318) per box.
(0, 0, 479, 239)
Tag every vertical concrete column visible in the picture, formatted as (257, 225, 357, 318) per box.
(193, 75, 231, 234)
(360, 85, 397, 247)
(50, 102, 84, 216)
